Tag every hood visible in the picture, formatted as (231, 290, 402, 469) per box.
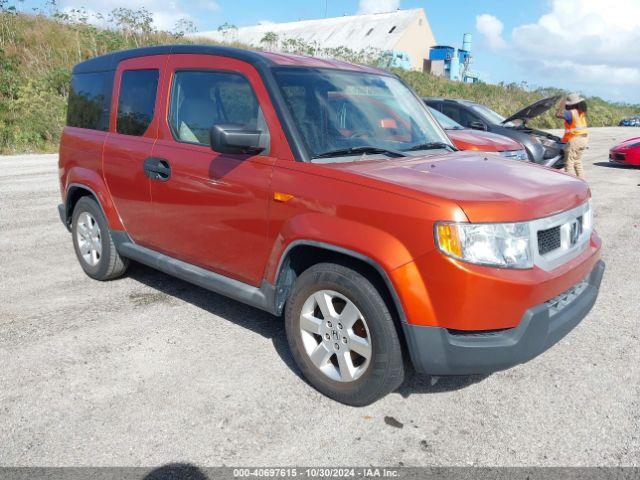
(612, 137, 640, 150)
(329, 151, 589, 223)
(502, 95, 562, 124)
(447, 129, 523, 152)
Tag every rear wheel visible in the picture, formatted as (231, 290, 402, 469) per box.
(71, 196, 128, 280)
(285, 263, 404, 406)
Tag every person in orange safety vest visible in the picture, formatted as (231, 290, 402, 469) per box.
(555, 93, 588, 179)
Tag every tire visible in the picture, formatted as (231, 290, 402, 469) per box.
(285, 262, 404, 406)
(71, 196, 129, 281)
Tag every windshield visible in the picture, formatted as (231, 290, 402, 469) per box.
(470, 104, 515, 127)
(273, 68, 451, 160)
(428, 106, 463, 130)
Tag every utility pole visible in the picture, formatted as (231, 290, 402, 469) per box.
(324, 0, 328, 18)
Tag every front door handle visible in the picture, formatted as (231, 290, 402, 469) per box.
(143, 157, 171, 182)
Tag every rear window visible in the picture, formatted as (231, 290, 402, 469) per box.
(67, 72, 113, 131)
(116, 69, 160, 136)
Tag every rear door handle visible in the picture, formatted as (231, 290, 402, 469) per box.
(143, 157, 171, 182)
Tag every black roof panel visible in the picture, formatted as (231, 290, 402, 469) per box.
(72, 44, 272, 74)
(423, 97, 476, 105)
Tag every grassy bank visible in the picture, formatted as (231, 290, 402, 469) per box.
(0, 9, 196, 153)
(1, 9, 639, 154)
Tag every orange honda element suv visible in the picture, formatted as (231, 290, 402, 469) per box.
(58, 46, 604, 405)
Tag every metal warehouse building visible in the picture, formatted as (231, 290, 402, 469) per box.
(196, 8, 437, 71)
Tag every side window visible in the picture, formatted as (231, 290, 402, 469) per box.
(427, 102, 442, 113)
(67, 72, 113, 131)
(218, 80, 259, 125)
(464, 111, 482, 126)
(116, 69, 159, 136)
(441, 104, 465, 125)
(169, 70, 269, 150)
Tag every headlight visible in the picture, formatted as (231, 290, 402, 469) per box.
(582, 199, 593, 231)
(435, 221, 533, 269)
(499, 149, 529, 161)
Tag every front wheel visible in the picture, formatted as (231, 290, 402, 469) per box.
(285, 263, 404, 406)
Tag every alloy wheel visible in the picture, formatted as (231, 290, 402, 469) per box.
(299, 289, 372, 382)
(76, 211, 102, 267)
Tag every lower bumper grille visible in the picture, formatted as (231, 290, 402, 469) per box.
(545, 277, 589, 317)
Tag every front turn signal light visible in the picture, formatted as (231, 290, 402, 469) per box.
(436, 223, 462, 258)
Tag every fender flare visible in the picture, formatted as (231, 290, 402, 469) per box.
(63, 170, 124, 230)
(273, 239, 408, 324)
(63, 184, 108, 226)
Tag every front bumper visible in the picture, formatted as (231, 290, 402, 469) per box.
(610, 152, 640, 166)
(403, 260, 605, 375)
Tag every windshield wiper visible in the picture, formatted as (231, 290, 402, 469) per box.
(403, 142, 456, 152)
(312, 146, 406, 159)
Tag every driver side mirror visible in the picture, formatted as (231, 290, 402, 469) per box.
(210, 124, 265, 155)
(469, 120, 488, 131)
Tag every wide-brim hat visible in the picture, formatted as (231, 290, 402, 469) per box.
(566, 93, 585, 106)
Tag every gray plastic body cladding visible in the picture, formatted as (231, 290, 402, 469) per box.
(111, 231, 278, 315)
(403, 260, 605, 375)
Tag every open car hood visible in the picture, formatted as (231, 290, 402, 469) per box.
(502, 95, 562, 124)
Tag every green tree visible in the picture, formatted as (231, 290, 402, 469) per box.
(173, 18, 197, 38)
(108, 7, 154, 46)
(260, 31, 278, 50)
(217, 22, 237, 41)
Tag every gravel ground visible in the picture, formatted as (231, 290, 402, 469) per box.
(0, 127, 638, 467)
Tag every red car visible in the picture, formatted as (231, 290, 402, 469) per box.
(58, 46, 603, 405)
(428, 106, 529, 161)
(609, 137, 640, 166)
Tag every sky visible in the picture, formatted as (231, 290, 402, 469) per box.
(16, 0, 640, 104)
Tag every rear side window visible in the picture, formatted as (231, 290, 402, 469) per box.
(116, 69, 159, 136)
(67, 72, 113, 131)
(427, 102, 442, 112)
(168, 70, 269, 149)
(441, 104, 465, 125)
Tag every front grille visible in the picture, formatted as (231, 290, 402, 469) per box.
(530, 202, 591, 270)
(615, 153, 626, 162)
(545, 277, 589, 317)
(447, 328, 511, 337)
(537, 226, 561, 255)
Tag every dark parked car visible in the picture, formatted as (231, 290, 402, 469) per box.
(425, 96, 565, 168)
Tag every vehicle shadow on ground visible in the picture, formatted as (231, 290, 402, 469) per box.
(126, 262, 488, 399)
(593, 161, 637, 169)
(126, 262, 300, 375)
(397, 370, 489, 398)
(143, 463, 208, 480)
